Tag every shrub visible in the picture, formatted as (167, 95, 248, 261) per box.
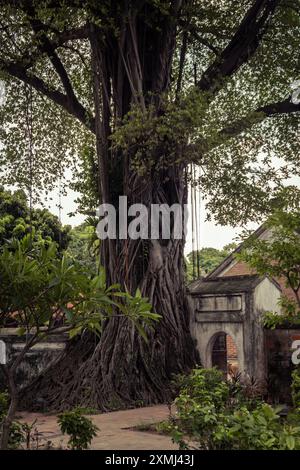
(291, 368, 300, 410)
(0, 392, 9, 419)
(214, 403, 300, 450)
(169, 368, 300, 450)
(7, 422, 25, 449)
(0, 392, 25, 449)
(58, 408, 98, 450)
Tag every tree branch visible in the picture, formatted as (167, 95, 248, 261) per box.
(0, 60, 95, 133)
(188, 95, 300, 161)
(0, 3, 94, 131)
(0, 23, 89, 71)
(219, 96, 300, 140)
(197, 0, 280, 94)
(24, 4, 86, 114)
(53, 25, 89, 43)
(178, 20, 220, 55)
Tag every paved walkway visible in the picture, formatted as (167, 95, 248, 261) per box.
(20, 405, 178, 450)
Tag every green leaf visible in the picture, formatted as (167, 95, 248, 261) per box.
(69, 326, 83, 339)
(286, 435, 295, 450)
(16, 327, 26, 336)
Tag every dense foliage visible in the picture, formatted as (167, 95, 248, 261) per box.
(186, 243, 237, 280)
(0, 186, 71, 250)
(0, 1, 299, 223)
(64, 221, 99, 274)
(166, 368, 300, 450)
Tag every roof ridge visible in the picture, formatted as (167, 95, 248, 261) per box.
(205, 224, 267, 279)
(211, 274, 260, 281)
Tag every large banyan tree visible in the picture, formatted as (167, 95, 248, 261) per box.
(0, 0, 299, 410)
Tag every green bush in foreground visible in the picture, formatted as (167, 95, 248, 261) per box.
(291, 368, 300, 411)
(0, 392, 25, 449)
(58, 408, 98, 450)
(168, 368, 300, 450)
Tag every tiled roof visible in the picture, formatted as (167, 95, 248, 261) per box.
(188, 274, 267, 295)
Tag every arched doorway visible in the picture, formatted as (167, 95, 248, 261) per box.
(211, 333, 239, 379)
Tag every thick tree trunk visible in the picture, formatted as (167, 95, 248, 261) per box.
(20, 269, 196, 411)
(20, 3, 199, 411)
(21, 290, 196, 411)
(20, 167, 198, 411)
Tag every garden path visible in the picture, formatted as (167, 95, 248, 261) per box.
(20, 404, 178, 450)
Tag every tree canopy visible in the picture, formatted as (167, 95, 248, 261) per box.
(65, 220, 99, 273)
(0, 0, 299, 223)
(0, 186, 71, 250)
(186, 243, 238, 280)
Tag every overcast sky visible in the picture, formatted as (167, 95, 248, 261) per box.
(45, 182, 257, 255)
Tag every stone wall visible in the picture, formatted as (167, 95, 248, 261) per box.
(0, 328, 67, 390)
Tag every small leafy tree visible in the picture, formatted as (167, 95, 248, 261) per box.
(58, 408, 98, 450)
(238, 210, 300, 327)
(0, 186, 71, 251)
(0, 234, 159, 449)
